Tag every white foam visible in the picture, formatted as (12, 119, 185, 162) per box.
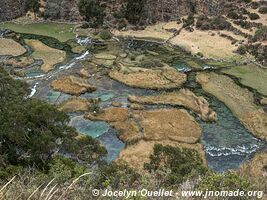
(75, 51, 89, 60)
(27, 82, 39, 98)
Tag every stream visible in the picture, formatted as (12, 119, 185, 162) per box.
(3, 31, 266, 172)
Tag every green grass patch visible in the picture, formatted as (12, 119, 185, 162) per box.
(0, 22, 76, 42)
(223, 64, 267, 95)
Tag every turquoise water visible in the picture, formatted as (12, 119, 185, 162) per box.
(185, 73, 266, 172)
(69, 115, 125, 162)
(70, 116, 109, 138)
(172, 63, 191, 72)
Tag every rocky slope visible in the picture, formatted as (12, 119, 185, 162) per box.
(0, 0, 26, 21)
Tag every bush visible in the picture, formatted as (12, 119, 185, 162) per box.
(183, 13, 195, 28)
(99, 30, 112, 40)
(228, 11, 242, 19)
(251, 2, 259, 9)
(196, 16, 231, 30)
(243, 0, 252, 3)
(144, 144, 208, 187)
(126, 0, 145, 25)
(197, 172, 256, 198)
(237, 45, 247, 55)
(249, 13, 260, 20)
(259, 7, 267, 14)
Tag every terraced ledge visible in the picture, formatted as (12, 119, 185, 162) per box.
(0, 38, 26, 56)
(51, 75, 96, 96)
(85, 107, 202, 144)
(58, 97, 97, 113)
(196, 72, 267, 141)
(25, 39, 66, 72)
(128, 89, 217, 122)
(109, 68, 186, 89)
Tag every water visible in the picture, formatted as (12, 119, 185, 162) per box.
(198, 91, 266, 172)
(9, 34, 265, 170)
(69, 115, 125, 162)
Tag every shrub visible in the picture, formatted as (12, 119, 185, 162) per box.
(228, 11, 242, 19)
(249, 13, 260, 20)
(197, 16, 231, 30)
(237, 45, 247, 55)
(251, 2, 259, 9)
(183, 13, 195, 28)
(78, 0, 105, 28)
(125, 0, 145, 25)
(144, 144, 208, 187)
(259, 7, 267, 14)
(197, 172, 256, 197)
(243, 0, 252, 3)
(99, 30, 112, 40)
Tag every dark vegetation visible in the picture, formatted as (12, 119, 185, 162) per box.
(0, 67, 106, 178)
(78, 0, 105, 28)
(259, 6, 267, 14)
(25, 0, 40, 17)
(125, 0, 145, 25)
(144, 144, 208, 187)
(196, 16, 231, 30)
(249, 12, 260, 20)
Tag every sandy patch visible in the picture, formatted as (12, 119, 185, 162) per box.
(129, 89, 217, 122)
(197, 72, 267, 141)
(0, 38, 26, 56)
(25, 39, 66, 72)
(51, 75, 96, 96)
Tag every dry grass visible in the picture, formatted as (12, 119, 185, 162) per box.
(112, 21, 183, 41)
(51, 76, 96, 96)
(58, 97, 91, 112)
(128, 89, 217, 122)
(109, 67, 186, 89)
(197, 72, 267, 141)
(25, 39, 66, 72)
(117, 140, 205, 172)
(170, 30, 239, 59)
(134, 109, 201, 144)
(0, 38, 26, 56)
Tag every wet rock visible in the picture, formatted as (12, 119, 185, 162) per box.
(129, 89, 217, 122)
(109, 68, 186, 89)
(111, 101, 122, 107)
(78, 68, 91, 78)
(51, 75, 96, 96)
